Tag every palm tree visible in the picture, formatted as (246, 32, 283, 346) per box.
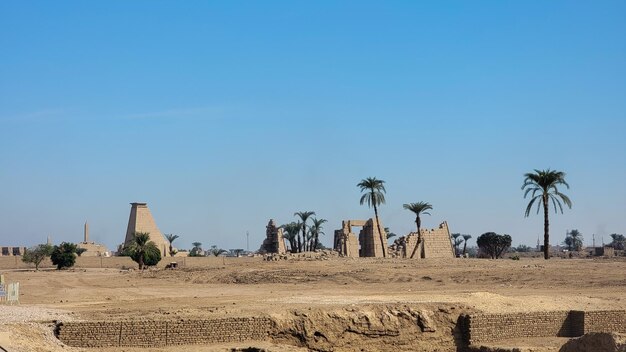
(451, 233, 461, 256)
(190, 242, 203, 257)
(385, 227, 397, 241)
(609, 234, 625, 250)
(358, 177, 388, 257)
(165, 234, 180, 257)
(462, 234, 472, 256)
(281, 222, 301, 253)
(209, 245, 227, 257)
(294, 211, 316, 252)
(522, 169, 572, 259)
(129, 232, 151, 270)
(403, 202, 433, 259)
(564, 229, 583, 251)
(309, 218, 327, 251)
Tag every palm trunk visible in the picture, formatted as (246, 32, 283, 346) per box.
(314, 234, 319, 251)
(139, 252, 144, 270)
(373, 204, 387, 257)
(543, 196, 550, 260)
(301, 226, 306, 252)
(409, 217, 421, 259)
(297, 230, 302, 253)
(463, 241, 468, 256)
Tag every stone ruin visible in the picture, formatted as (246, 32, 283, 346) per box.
(0, 246, 25, 256)
(332, 218, 454, 259)
(333, 218, 387, 257)
(260, 219, 287, 254)
(389, 221, 455, 259)
(77, 221, 109, 257)
(122, 202, 171, 257)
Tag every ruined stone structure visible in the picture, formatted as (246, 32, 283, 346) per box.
(390, 222, 455, 259)
(123, 203, 170, 257)
(260, 219, 286, 254)
(78, 221, 110, 257)
(334, 218, 387, 257)
(0, 247, 25, 256)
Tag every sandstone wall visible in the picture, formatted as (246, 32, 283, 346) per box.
(56, 317, 273, 348)
(465, 310, 626, 344)
(582, 310, 626, 334)
(0, 256, 261, 270)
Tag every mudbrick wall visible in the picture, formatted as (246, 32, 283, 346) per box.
(56, 318, 273, 348)
(464, 310, 626, 344)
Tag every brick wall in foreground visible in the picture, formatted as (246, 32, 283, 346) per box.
(465, 310, 626, 344)
(56, 317, 273, 348)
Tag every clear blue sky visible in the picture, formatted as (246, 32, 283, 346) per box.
(1, 1, 625, 251)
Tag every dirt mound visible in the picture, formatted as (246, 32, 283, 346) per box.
(559, 332, 626, 352)
(269, 304, 469, 351)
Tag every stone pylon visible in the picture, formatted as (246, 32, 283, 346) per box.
(124, 202, 170, 257)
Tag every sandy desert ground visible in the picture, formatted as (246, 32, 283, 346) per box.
(1, 255, 625, 351)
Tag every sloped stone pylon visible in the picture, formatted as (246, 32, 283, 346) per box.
(124, 203, 170, 257)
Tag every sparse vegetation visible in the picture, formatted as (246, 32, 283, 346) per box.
(22, 243, 53, 270)
(609, 234, 625, 250)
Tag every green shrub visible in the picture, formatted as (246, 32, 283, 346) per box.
(510, 255, 520, 260)
(50, 242, 78, 269)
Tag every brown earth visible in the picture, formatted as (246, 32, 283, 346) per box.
(1, 256, 625, 351)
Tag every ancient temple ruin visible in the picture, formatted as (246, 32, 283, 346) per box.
(390, 221, 455, 259)
(77, 221, 109, 257)
(260, 219, 286, 254)
(333, 218, 387, 257)
(123, 202, 170, 257)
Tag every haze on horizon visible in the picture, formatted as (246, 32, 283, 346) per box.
(1, 1, 624, 252)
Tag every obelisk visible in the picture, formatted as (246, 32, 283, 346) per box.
(84, 221, 89, 243)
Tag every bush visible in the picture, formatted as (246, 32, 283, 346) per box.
(50, 242, 78, 269)
(476, 232, 512, 259)
(22, 244, 53, 270)
(510, 255, 520, 260)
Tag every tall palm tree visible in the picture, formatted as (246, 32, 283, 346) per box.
(462, 234, 472, 256)
(309, 218, 327, 251)
(165, 233, 180, 257)
(358, 177, 388, 257)
(281, 222, 301, 253)
(403, 202, 433, 259)
(522, 169, 572, 260)
(294, 211, 315, 252)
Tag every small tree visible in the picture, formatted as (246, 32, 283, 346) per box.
(22, 244, 53, 270)
(209, 245, 227, 257)
(476, 232, 512, 259)
(50, 242, 78, 269)
(165, 234, 180, 256)
(189, 242, 204, 257)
